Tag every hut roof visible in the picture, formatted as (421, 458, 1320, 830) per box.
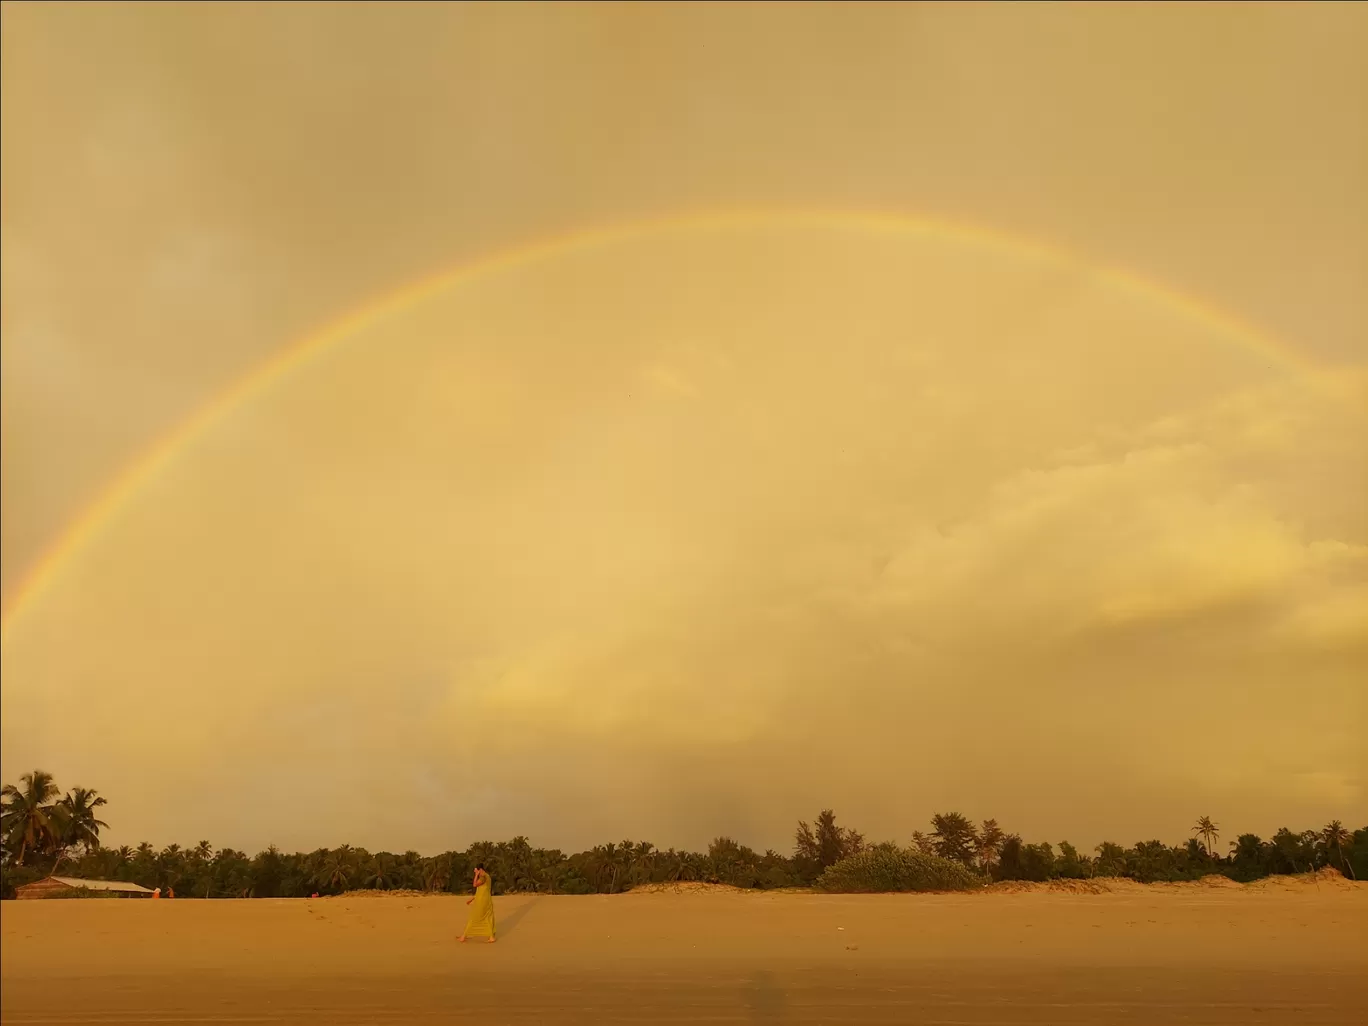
(47, 877, 155, 894)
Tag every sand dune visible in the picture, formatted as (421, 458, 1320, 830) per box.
(4, 882, 1365, 1024)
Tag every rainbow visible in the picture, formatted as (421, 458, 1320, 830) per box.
(0, 206, 1348, 643)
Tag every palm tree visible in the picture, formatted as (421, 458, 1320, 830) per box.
(1193, 816, 1219, 858)
(1321, 821, 1354, 879)
(132, 841, 155, 877)
(157, 844, 187, 894)
(1, 770, 62, 865)
(658, 848, 686, 884)
(54, 788, 109, 853)
(314, 846, 355, 892)
(397, 850, 425, 891)
(362, 853, 397, 890)
(422, 854, 452, 893)
(628, 841, 657, 888)
(111, 845, 134, 879)
(586, 842, 625, 893)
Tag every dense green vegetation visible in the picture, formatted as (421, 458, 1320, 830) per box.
(816, 845, 981, 892)
(2, 770, 1363, 898)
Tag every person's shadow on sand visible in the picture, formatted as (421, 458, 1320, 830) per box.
(741, 970, 788, 1021)
(495, 896, 540, 939)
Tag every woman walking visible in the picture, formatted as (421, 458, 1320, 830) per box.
(459, 863, 496, 943)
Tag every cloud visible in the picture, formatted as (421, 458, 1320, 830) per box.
(2, 222, 1363, 854)
(642, 364, 702, 399)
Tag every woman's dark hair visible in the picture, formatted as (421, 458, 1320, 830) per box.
(475, 863, 485, 871)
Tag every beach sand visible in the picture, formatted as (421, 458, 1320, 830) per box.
(3, 876, 1365, 1024)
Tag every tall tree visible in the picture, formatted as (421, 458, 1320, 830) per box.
(910, 830, 937, 856)
(930, 812, 979, 868)
(361, 852, 396, 890)
(314, 846, 356, 892)
(794, 809, 864, 880)
(423, 854, 452, 893)
(1321, 821, 1354, 879)
(995, 834, 1025, 880)
(54, 788, 109, 853)
(1, 770, 63, 865)
(1193, 816, 1219, 858)
(1056, 841, 1090, 879)
(1094, 841, 1127, 877)
(975, 819, 1005, 874)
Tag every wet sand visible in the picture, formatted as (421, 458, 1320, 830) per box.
(3, 881, 1365, 1024)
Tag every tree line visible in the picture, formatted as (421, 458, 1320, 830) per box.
(2, 771, 1363, 898)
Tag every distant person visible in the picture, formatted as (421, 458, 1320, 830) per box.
(459, 863, 496, 944)
(167, 888, 174, 899)
(152, 887, 161, 899)
(311, 892, 319, 899)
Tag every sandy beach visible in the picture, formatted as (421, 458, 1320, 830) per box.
(2, 876, 1365, 1024)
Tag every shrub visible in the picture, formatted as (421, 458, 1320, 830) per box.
(0, 863, 47, 900)
(47, 887, 121, 899)
(815, 846, 983, 893)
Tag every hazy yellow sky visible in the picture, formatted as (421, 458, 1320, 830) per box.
(2, 3, 1365, 854)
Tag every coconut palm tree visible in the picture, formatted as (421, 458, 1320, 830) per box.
(1321, 821, 1354, 879)
(54, 788, 109, 853)
(1, 770, 62, 865)
(586, 842, 625, 893)
(627, 841, 657, 888)
(397, 851, 425, 891)
(657, 847, 686, 883)
(314, 846, 355, 892)
(110, 845, 134, 880)
(362, 852, 397, 890)
(1193, 816, 1219, 858)
(155, 843, 188, 894)
(131, 841, 156, 881)
(422, 854, 452, 893)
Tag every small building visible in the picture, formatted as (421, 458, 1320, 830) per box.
(15, 876, 156, 899)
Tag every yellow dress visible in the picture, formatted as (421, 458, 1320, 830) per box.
(464, 872, 496, 938)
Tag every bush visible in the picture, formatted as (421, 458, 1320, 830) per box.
(815, 846, 983, 893)
(46, 887, 121, 899)
(0, 863, 48, 900)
